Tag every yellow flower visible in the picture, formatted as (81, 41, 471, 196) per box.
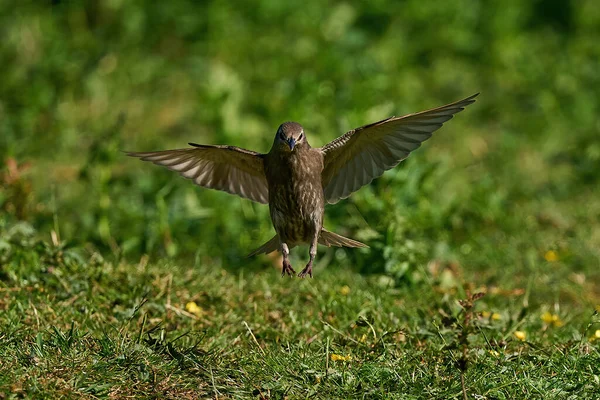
(340, 285, 351, 296)
(488, 350, 500, 357)
(541, 311, 564, 327)
(330, 354, 352, 362)
(544, 250, 558, 262)
(482, 311, 501, 321)
(590, 330, 600, 342)
(185, 301, 203, 316)
(514, 331, 527, 341)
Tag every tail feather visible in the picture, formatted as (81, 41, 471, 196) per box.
(247, 235, 280, 257)
(247, 229, 368, 257)
(318, 229, 368, 248)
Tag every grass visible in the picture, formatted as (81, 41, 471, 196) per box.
(0, 224, 599, 398)
(2, 0, 600, 398)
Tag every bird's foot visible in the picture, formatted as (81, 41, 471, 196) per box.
(298, 262, 313, 278)
(281, 260, 296, 277)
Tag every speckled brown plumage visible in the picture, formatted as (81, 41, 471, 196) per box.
(263, 122, 325, 277)
(127, 94, 478, 278)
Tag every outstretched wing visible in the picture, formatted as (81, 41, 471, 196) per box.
(320, 93, 478, 204)
(127, 144, 269, 204)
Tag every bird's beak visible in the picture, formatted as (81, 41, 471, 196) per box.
(287, 138, 296, 151)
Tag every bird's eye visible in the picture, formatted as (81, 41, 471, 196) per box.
(279, 131, 286, 140)
(298, 133, 303, 141)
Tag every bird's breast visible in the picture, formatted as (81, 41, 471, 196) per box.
(265, 149, 325, 242)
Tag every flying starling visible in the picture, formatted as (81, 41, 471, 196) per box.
(127, 93, 478, 278)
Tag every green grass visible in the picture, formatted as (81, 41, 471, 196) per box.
(1, 223, 599, 398)
(2, 0, 600, 398)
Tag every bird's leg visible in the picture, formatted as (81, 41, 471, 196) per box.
(281, 242, 296, 277)
(298, 235, 318, 278)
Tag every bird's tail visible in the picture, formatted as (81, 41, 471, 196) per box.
(247, 229, 368, 257)
(247, 235, 280, 257)
(318, 229, 368, 249)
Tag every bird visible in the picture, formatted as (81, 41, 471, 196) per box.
(127, 93, 478, 278)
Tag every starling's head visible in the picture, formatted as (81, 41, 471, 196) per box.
(275, 122, 306, 151)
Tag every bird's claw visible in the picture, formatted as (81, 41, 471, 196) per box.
(298, 263, 313, 278)
(281, 260, 296, 277)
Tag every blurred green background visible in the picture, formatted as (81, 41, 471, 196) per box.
(1, 0, 599, 295)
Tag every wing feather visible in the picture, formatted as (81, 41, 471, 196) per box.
(320, 94, 478, 203)
(127, 144, 269, 204)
